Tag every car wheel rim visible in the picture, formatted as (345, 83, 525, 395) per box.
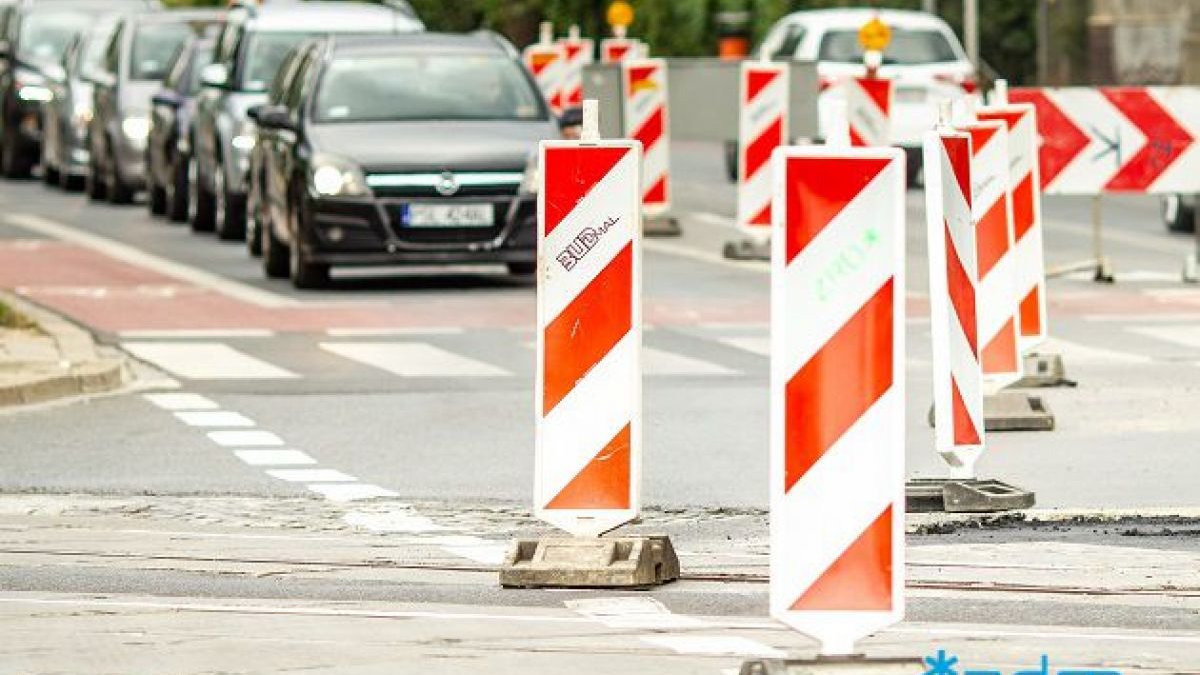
(214, 168, 225, 229)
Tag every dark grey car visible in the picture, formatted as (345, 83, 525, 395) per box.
(190, 1, 422, 241)
(146, 35, 215, 221)
(87, 8, 222, 204)
(41, 16, 118, 190)
(250, 33, 556, 288)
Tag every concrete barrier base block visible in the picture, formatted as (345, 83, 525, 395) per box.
(983, 391, 1055, 432)
(740, 656, 925, 674)
(644, 216, 682, 237)
(498, 534, 679, 589)
(723, 238, 771, 261)
(906, 477, 1036, 513)
(1012, 352, 1075, 388)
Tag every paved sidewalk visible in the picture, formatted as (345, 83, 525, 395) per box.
(0, 291, 125, 407)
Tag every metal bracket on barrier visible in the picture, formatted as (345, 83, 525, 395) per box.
(740, 656, 925, 674)
(723, 238, 770, 261)
(498, 535, 679, 589)
(1013, 352, 1076, 388)
(644, 215, 682, 237)
(906, 477, 1036, 513)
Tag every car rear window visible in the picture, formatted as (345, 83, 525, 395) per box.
(313, 54, 547, 124)
(132, 23, 193, 81)
(818, 28, 958, 65)
(241, 31, 326, 91)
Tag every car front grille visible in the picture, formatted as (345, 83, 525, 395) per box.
(366, 171, 523, 199)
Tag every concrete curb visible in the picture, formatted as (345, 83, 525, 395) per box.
(0, 291, 126, 408)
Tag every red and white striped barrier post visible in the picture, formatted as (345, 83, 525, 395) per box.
(924, 121, 985, 477)
(534, 101, 642, 538)
(978, 81, 1048, 354)
(736, 59, 788, 239)
(558, 25, 594, 110)
(601, 37, 644, 64)
(523, 22, 565, 115)
(956, 118, 1022, 390)
(845, 76, 893, 147)
(621, 58, 671, 219)
(770, 145, 906, 655)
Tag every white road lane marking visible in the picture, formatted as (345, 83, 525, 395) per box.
(1129, 325, 1200, 350)
(428, 535, 508, 565)
(306, 483, 399, 502)
(174, 411, 256, 428)
(5, 213, 298, 308)
(123, 342, 298, 380)
(142, 393, 219, 411)
(233, 449, 317, 466)
(325, 327, 465, 337)
(641, 635, 787, 658)
(208, 430, 285, 447)
(643, 347, 738, 376)
(343, 507, 445, 533)
(1038, 336, 1152, 364)
(718, 336, 770, 357)
(319, 342, 509, 377)
(119, 329, 275, 339)
(267, 469, 357, 483)
(566, 598, 704, 629)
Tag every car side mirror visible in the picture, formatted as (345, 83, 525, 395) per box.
(152, 90, 182, 108)
(200, 63, 228, 88)
(253, 105, 294, 132)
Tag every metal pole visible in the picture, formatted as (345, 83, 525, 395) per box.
(963, 0, 979, 69)
(1092, 195, 1114, 283)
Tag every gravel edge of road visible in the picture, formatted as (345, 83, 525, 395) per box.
(0, 291, 127, 408)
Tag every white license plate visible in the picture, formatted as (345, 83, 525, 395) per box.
(402, 203, 493, 228)
(896, 87, 926, 103)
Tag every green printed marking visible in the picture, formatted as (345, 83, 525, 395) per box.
(815, 226, 882, 303)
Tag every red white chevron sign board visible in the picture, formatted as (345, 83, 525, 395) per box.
(601, 37, 644, 64)
(770, 146, 906, 655)
(1008, 87, 1200, 194)
(736, 61, 788, 237)
(923, 128, 985, 478)
(845, 77, 893, 147)
(558, 29, 594, 109)
(956, 120, 1022, 389)
(523, 41, 566, 115)
(977, 101, 1049, 352)
(622, 59, 671, 216)
(535, 139, 642, 538)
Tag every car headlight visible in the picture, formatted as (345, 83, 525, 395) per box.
(519, 150, 539, 195)
(310, 154, 368, 197)
(15, 70, 51, 103)
(71, 100, 93, 130)
(122, 116, 150, 141)
(232, 120, 256, 153)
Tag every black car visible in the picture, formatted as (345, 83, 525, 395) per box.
(249, 33, 557, 288)
(147, 34, 215, 221)
(88, 9, 222, 203)
(0, 0, 157, 178)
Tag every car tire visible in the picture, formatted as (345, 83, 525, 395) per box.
(42, 164, 60, 187)
(1, 126, 32, 179)
(247, 187, 264, 257)
(723, 139, 738, 183)
(191, 157, 216, 232)
(213, 165, 246, 241)
(148, 177, 167, 215)
(86, 144, 107, 201)
(262, 212, 290, 279)
(165, 152, 189, 222)
(507, 261, 536, 276)
(1163, 194, 1196, 234)
(288, 203, 328, 289)
(59, 170, 84, 192)
(106, 139, 134, 205)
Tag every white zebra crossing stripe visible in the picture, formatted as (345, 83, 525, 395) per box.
(208, 430, 284, 447)
(234, 449, 317, 466)
(174, 411, 256, 428)
(718, 336, 770, 357)
(143, 393, 219, 411)
(267, 469, 357, 483)
(1130, 325, 1200, 351)
(306, 483, 399, 502)
(123, 342, 298, 380)
(642, 347, 737, 376)
(319, 342, 509, 377)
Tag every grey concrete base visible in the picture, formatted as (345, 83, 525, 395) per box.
(740, 656, 925, 674)
(498, 534, 679, 589)
(1012, 352, 1075, 388)
(0, 359, 124, 407)
(723, 238, 771, 261)
(645, 216, 682, 237)
(927, 391, 1055, 432)
(906, 477, 1036, 513)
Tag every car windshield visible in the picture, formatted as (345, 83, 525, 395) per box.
(241, 31, 324, 91)
(19, 10, 94, 67)
(818, 28, 958, 65)
(314, 54, 546, 124)
(132, 23, 193, 81)
(78, 24, 117, 77)
(185, 46, 215, 95)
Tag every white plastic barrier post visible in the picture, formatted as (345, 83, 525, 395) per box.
(845, 76, 893, 147)
(523, 22, 566, 115)
(924, 124, 986, 478)
(736, 60, 788, 239)
(770, 145, 906, 655)
(978, 81, 1048, 353)
(621, 58, 670, 218)
(559, 25, 594, 110)
(955, 119, 1022, 390)
(534, 101, 642, 538)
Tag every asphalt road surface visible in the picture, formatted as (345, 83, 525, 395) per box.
(1, 141, 1198, 673)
